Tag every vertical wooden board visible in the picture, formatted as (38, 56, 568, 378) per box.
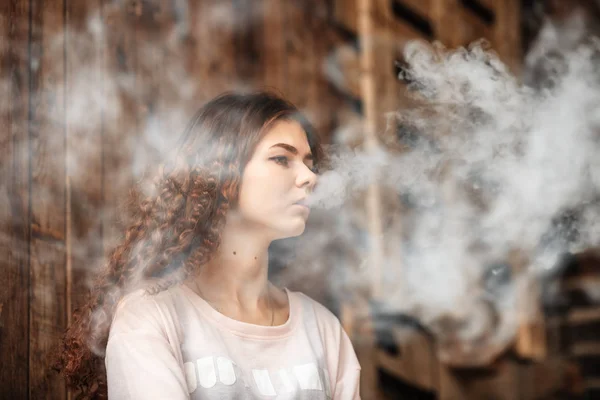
(306, 0, 338, 140)
(65, 0, 104, 320)
(283, 0, 318, 116)
(431, 0, 463, 47)
(350, 300, 384, 400)
(0, 0, 31, 398)
(102, 1, 137, 254)
(28, 0, 67, 398)
(459, 6, 493, 45)
(185, 0, 236, 102)
(184, 0, 204, 101)
(263, 0, 286, 92)
(154, 0, 197, 134)
(133, 1, 190, 191)
(233, 0, 264, 88)
(135, 0, 165, 181)
(324, 22, 363, 145)
(493, 0, 521, 75)
(207, 0, 236, 94)
(373, 0, 407, 139)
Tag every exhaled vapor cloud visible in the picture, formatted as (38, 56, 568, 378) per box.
(299, 39, 600, 363)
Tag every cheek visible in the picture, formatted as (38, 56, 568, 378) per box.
(238, 166, 289, 212)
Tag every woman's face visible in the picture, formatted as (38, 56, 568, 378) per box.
(236, 119, 318, 239)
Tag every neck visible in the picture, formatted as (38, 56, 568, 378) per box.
(190, 212, 273, 312)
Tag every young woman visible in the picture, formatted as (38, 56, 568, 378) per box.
(56, 91, 361, 399)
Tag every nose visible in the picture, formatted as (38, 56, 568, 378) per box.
(296, 163, 317, 192)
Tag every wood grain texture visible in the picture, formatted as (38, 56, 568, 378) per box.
(28, 0, 67, 397)
(185, 0, 237, 102)
(283, 0, 317, 112)
(234, 0, 263, 88)
(263, 0, 286, 92)
(101, 0, 137, 254)
(64, 0, 104, 327)
(494, 0, 521, 75)
(0, 0, 31, 398)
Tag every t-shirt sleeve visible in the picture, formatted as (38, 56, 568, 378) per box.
(105, 291, 189, 400)
(311, 297, 362, 400)
(332, 323, 362, 400)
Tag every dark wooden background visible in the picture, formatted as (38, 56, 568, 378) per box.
(1, 0, 528, 398)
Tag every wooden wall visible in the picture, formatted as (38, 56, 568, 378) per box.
(0, 0, 524, 398)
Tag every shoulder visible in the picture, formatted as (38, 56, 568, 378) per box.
(296, 292, 338, 321)
(109, 284, 181, 339)
(292, 291, 344, 338)
(291, 290, 362, 376)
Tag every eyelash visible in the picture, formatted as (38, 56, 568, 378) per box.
(270, 156, 319, 173)
(271, 156, 289, 167)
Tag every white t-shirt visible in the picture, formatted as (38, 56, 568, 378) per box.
(105, 284, 361, 399)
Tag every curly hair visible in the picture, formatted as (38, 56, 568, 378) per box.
(52, 91, 324, 399)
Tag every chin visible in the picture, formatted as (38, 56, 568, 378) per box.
(274, 220, 306, 240)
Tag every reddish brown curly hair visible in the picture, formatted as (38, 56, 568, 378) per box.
(52, 91, 324, 399)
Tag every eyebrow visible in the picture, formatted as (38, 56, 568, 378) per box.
(269, 143, 314, 161)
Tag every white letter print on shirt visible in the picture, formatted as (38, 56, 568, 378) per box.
(184, 356, 331, 398)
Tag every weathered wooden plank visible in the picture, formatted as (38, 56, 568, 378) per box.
(132, 0, 175, 161)
(184, 0, 236, 102)
(135, 0, 167, 181)
(325, 14, 364, 143)
(0, 0, 31, 398)
(430, 0, 463, 47)
(263, 0, 286, 92)
(373, 0, 411, 128)
(102, 0, 138, 253)
(493, 0, 521, 74)
(356, 1, 387, 396)
(233, 0, 263, 88)
(459, 5, 493, 44)
(310, 0, 340, 140)
(351, 300, 385, 400)
(28, 0, 68, 397)
(283, 0, 317, 112)
(289, 0, 333, 137)
(64, 0, 104, 324)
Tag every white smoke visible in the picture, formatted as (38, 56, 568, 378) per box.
(298, 38, 600, 362)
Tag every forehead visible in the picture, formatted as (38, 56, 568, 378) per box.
(256, 119, 311, 152)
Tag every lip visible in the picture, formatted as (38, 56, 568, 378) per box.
(292, 203, 310, 213)
(293, 198, 309, 207)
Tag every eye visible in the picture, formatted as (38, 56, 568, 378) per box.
(308, 164, 319, 174)
(270, 156, 289, 167)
